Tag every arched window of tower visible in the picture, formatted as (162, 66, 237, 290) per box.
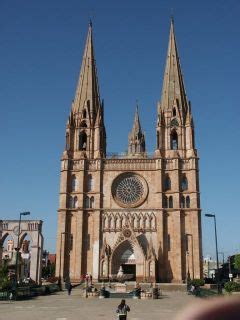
(173, 107, 176, 117)
(87, 100, 90, 108)
(65, 132, 70, 150)
(170, 130, 178, 150)
(181, 176, 188, 191)
(79, 131, 87, 150)
(186, 196, 190, 208)
(85, 196, 90, 208)
(87, 174, 93, 191)
(90, 196, 94, 208)
(164, 175, 171, 191)
(180, 195, 185, 208)
(169, 196, 173, 208)
(73, 196, 78, 208)
(83, 109, 87, 118)
(69, 196, 73, 208)
(80, 121, 87, 128)
(163, 195, 168, 208)
(71, 175, 77, 192)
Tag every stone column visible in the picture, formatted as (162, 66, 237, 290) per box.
(172, 210, 182, 282)
(92, 211, 100, 280)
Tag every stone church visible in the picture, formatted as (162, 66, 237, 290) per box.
(56, 20, 203, 283)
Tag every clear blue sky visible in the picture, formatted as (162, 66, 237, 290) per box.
(1, 0, 240, 260)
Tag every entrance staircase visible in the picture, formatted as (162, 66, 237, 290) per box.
(107, 291, 134, 299)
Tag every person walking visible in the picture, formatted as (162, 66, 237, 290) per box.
(116, 299, 130, 320)
(67, 282, 72, 295)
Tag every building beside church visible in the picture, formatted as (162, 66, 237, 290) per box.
(56, 20, 203, 283)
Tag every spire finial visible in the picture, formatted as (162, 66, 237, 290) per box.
(170, 8, 174, 24)
(89, 18, 93, 28)
(136, 99, 139, 111)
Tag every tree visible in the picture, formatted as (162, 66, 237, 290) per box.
(234, 254, 240, 278)
(0, 265, 9, 289)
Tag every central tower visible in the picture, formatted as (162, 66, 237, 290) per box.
(56, 20, 203, 283)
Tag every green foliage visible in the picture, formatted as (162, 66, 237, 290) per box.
(0, 266, 8, 284)
(224, 281, 240, 293)
(0, 265, 12, 290)
(234, 254, 240, 270)
(190, 278, 205, 287)
(42, 263, 56, 278)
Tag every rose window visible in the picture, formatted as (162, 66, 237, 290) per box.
(112, 173, 148, 208)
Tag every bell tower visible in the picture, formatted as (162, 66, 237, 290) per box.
(156, 18, 195, 158)
(65, 22, 106, 159)
(56, 22, 106, 282)
(155, 18, 202, 281)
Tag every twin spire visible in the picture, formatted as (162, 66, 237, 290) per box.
(160, 18, 189, 115)
(72, 22, 101, 117)
(69, 19, 191, 158)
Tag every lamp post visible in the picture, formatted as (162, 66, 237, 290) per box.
(218, 252, 225, 265)
(205, 213, 221, 294)
(14, 211, 30, 288)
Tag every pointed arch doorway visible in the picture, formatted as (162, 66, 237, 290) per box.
(111, 239, 145, 281)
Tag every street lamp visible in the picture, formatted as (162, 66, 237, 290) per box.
(205, 213, 221, 294)
(218, 252, 225, 265)
(14, 211, 30, 288)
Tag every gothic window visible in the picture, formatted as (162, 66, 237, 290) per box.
(180, 196, 185, 208)
(65, 132, 70, 150)
(73, 196, 78, 208)
(71, 175, 77, 192)
(169, 196, 173, 208)
(173, 107, 176, 117)
(83, 109, 87, 118)
(90, 196, 94, 208)
(186, 196, 190, 208)
(79, 131, 87, 150)
(69, 196, 73, 208)
(80, 121, 87, 128)
(181, 176, 188, 191)
(87, 100, 90, 108)
(85, 196, 90, 208)
(163, 195, 168, 208)
(170, 130, 178, 150)
(87, 174, 93, 191)
(164, 175, 171, 191)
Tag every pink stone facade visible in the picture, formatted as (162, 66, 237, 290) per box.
(56, 20, 203, 283)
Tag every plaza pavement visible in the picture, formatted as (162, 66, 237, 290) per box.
(0, 290, 197, 320)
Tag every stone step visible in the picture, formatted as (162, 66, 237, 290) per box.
(108, 292, 134, 299)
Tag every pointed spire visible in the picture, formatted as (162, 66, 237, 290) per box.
(72, 22, 101, 116)
(160, 19, 189, 114)
(128, 104, 146, 156)
(132, 104, 142, 134)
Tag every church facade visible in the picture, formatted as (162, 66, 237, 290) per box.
(56, 20, 203, 283)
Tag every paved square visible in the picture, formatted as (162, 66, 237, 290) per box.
(0, 290, 197, 320)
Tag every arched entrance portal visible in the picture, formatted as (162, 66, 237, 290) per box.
(111, 239, 145, 281)
(0, 220, 43, 284)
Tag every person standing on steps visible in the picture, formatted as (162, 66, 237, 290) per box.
(116, 299, 130, 320)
